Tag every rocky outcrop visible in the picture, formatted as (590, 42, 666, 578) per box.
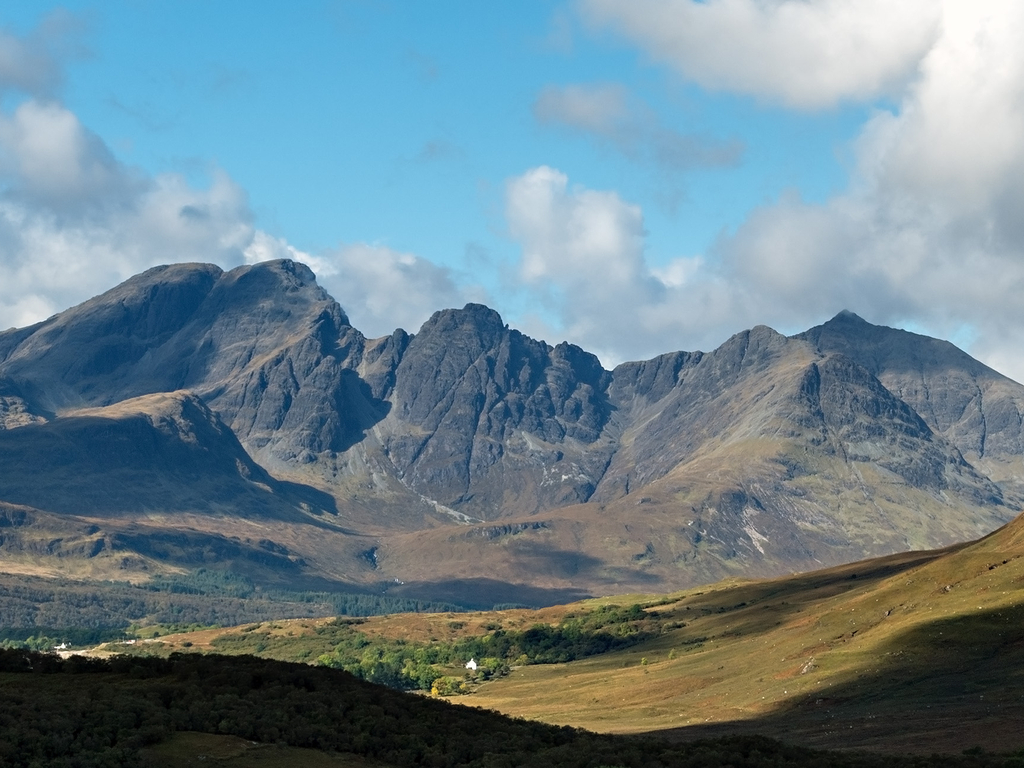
(0, 378, 47, 430)
(378, 304, 614, 518)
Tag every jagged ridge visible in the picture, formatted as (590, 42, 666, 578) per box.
(0, 262, 1021, 601)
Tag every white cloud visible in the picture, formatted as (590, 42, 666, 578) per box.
(0, 21, 473, 339)
(533, 82, 743, 169)
(708, 1, 1024, 380)
(509, 166, 645, 290)
(578, 0, 941, 109)
(0, 99, 145, 212)
(0, 96, 260, 331)
(245, 232, 474, 337)
(513, 1, 1024, 384)
(507, 165, 717, 362)
(0, 100, 475, 338)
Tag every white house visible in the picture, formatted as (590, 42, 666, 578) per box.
(465, 658, 478, 671)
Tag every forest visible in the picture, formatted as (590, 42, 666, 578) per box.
(0, 569, 467, 636)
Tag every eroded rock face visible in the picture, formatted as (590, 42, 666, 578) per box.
(378, 304, 614, 517)
(0, 379, 47, 430)
(797, 311, 1024, 498)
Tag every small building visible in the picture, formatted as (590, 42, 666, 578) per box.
(465, 658, 478, 671)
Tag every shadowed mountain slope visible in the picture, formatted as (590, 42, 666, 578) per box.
(0, 391, 380, 588)
(0, 390, 336, 520)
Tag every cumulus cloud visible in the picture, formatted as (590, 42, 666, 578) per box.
(511, 2, 1024, 383)
(0, 19, 475, 340)
(245, 232, 473, 338)
(0, 17, 260, 330)
(709, 1, 1024, 380)
(578, 0, 941, 109)
(0, 99, 144, 213)
(533, 82, 743, 169)
(0, 96, 258, 331)
(0, 97, 475, 338)
(507, 165, 715, 361)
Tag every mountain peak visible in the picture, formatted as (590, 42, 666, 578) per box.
(246, 258, 318, 285)
(418, 303, 507, 337)
(458, 302, 506, 323)
(829, 309, 869, 324)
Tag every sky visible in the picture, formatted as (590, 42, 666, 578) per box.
(2, 2, 1024, 382)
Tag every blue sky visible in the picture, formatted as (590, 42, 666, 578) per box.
(2, 2, 1024, 380)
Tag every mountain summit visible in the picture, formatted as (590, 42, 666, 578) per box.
(0, 261, 1021, 604)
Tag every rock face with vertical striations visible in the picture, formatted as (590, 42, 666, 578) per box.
(797, 311, 1024, 500)
(378, 303, 614, 519)
(0, 262, 1021, 602)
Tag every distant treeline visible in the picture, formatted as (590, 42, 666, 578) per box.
(0, 648, 1011, 768)
(0, 569, 470, 634)
(0, 626, 128, 651)
(146, 568, 469, 615)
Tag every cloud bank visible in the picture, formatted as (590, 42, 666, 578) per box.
(504, 0, 1024, 383)
(578, 0, 941, 109)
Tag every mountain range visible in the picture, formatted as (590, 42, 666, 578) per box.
(1, 259, 1022, 608)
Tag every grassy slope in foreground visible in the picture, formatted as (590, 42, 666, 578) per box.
(133, 512, 1024, 755)
(464, 512, 1024, 755)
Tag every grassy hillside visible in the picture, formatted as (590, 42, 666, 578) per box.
(464, 518, 1024, 754)
(123, 512, 1024, 756)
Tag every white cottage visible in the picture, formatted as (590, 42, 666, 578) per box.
(465, 658, 478, 671)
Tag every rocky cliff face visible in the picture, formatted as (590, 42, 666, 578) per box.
(0, 262, 1020, 601)
(0, 261, 375, 458)
(797, 311, 1024, 498)
(378, 304, 613, 518)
